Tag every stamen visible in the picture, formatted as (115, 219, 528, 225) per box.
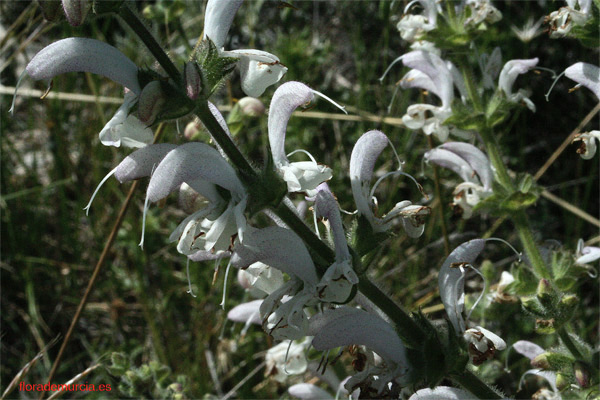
(83, 166, 117, 216)
(534, 66, 558, 79)
(139, 163, 158, 249)
(544, 70, 565, 102)
(484, 238, 522, 262)
(287, 149, 318, 163)
(369, 170, 427, 202)
(386, 137, 405, 171)
(9, 70, 28, 115)
(220, 258, 233, 309)
(186, 258, 197, 297)
(313, 206, 321, 239)
(283, 340, 294, 374)
(387, 81, 402, 114)
(585, 265, 598, 279)
(379, 55, 405, 82)
(311, 90, 348, 114)
(465, 264, 486, 322)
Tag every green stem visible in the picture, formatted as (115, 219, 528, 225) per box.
(479, 127, 549, 279)
(557, 327, 584, 360)
(119, 4, 182, 83)
(195, 102, 257, 178)
(450, 370, 502, 399)
(357, 278, 424, 348)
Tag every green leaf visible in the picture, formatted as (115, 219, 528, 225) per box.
(196, 39, 238, 97)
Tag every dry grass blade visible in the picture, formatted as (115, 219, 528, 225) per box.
(46, 364, 101, 400)
(1, 336, 60, 400)
(541, 190, 600, 228)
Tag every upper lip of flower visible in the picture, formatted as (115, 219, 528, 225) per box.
(564, 62, 600, 101)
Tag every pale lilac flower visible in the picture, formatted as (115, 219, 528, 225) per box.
(575, 239, 600, 265)
(350, 130, 429, 236)
(396, 0, 439, 42)
(565, 62, 600, 100)
(20, 37, 155, 148)
(498, 58, 539, 111)
(513, 340, 545, 362)
(308, 307, 409, 394)
(232, 226, 318, 339)
(438, 239, 508, 363)
(313, 185, 359, 303)
(409, 386, 475, 399)
(265, 339, 309, 382)
(203, 0, 287, 96)
(381, 51, 467, 141)
(268, 82, 345, 193)
(424, 142, 493, 218)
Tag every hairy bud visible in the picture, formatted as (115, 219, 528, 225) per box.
(138, 81, 165, 125)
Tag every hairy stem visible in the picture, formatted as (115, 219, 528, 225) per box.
(119, 4, 182, 82)
(450, 370, 502, 399)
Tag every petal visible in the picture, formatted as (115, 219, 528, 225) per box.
(268, 81, 315, 166)
(203, 0, 243, 50)
(409, 387, 476, 400)
(146, 143, 244, 203)
(231, 227, 319, 285)
(402, 50, 454, 108)
(226, 49, 288, 97)
(288, 383, 333, 400)
(400, 69, 438, 97)
(308, 307, 407, 367)
(576, 245, 600, 264)
(498, 58, 538, 97)
(475, 326, 506, 350)
(438, 239, 486, 333)
(113, 143, 177, 183)
(349, 130, 389, 217)
(565, 62, 600, 101)
(208, 101, 235, 159)
(424, 148, 475, 184)
(314, 185, 350, 262)
(513, 340, 545, 361)
(99, 93, 153, 148)
(439, 142, 493, 190)
(26, 38, 141, 94)
(188, 250, 231, 262)
(521, 369, 558, 394)
(227, 299, 263, 325)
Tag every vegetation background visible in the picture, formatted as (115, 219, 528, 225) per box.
(1, 0, 598, 398)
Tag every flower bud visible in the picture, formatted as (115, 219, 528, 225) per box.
(560, 293, 578, 307)
(137, 81, 165, 125)
(574, 361, 590, 388)
(62, 0, 89, 26)
(184, 120, 202, 141)
(555, 373, 569, 391)
(536, 279, 554, 304)
(237, 96, 265, 117)
(184, 62, 202, 100)
(531, 353, 551, 369)
(521, 296, 546, 317)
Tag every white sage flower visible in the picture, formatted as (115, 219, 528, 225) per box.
(18, 37, 152, 148)
(575, 238, 600, 265)
(547, 0, 592, 38)
(463, 0, 502, 28)
(498, 58, 539, 112)
(424, 142, 493, 218)
(565, 62, 600, 100)
(203, 0, 287, 96)
(396, 0, 439, 42)
(269, 81, 345, 194)
(265, 339, 309, 383)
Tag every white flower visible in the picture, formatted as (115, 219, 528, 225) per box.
(565, 62, 600, 100)
(463, 0, 502, 28)
(511, 17, 545, 43)
(237, 261, 285, 296)
(265, 340, 309, 382)
(268, 82, 345, 193)
(313, 184, 359, 303)
(513, 340, 545, 362)
(350, 130, 429, 236)
(547, 0, 592, 38)
(575, 238, 600, 265)
(308, 307, 409, 393)
(19, 37, 152, 148)
(520, 369, 561, 400)
(573, 131, 600, 159)
(227, 299, 262, 326)
(203, 0, 287, 97)
(396, 0, 439, 42)
(463, 326, 506, 365)
(498, 58, 539, 112)
(409, 386, 476, 399)
(424, 142, 493, 218)
(288, 383, 333, 400)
